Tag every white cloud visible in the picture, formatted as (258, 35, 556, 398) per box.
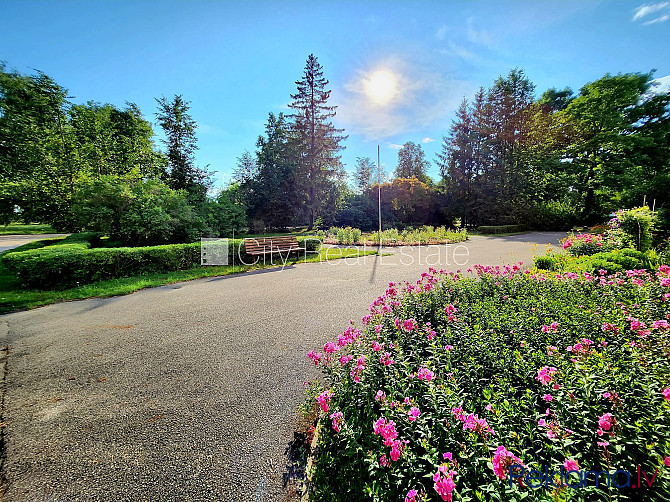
(435, 25, 447, 40)
(422, 137, 435, 143)
(643, 13, 669, 23)
(334, 58, 473, 140)
(388, 143, 403, 149)
(632, 2, 670, 21)
(438, 41, 479, 61)
(466, 17, 495, 47)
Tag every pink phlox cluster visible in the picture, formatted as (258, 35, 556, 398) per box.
(349, 355, 366, 382)
(417, 365, 435, 381)
(433, 465, 456, 501)
(492, 446, 524, 480)
(316, 389, 333, 413)
(535, 366, 557, 385)
(380, 352, 395, 366)
(330, 411, 343, 432)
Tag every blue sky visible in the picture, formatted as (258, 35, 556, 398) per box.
(3, 0, 670, 187)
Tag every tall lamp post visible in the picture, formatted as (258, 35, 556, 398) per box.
(377, 145, 382, 251)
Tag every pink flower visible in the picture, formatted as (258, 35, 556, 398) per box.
(444, 304, 458, 322)
(485, 404, 493, 411)
(563, 459, 579, 471)
(463, 414, 494, 436)
(380, 352, 395, 366)
(375, 390, 386, 402)
(535, 366, 557, 385)
(492, 446, 524, 480)
(597, 413, 617, 436)
(338, 354, 353, 366)
(664, 457, 670, 467)
(404, 489, 419, 502)
(307, 350, 322, 365)
(663, 388, 670, 401)
(445, 345, 454, 352)
(543, 394, 553, 402)
(653, 320, 669, 330)
(443, 452, 453, 461)
(433, 465, 456, 501)
(417, 366, 435, 381)
(330, 411, 343, 433)
(371, 340, 382, 351)
(408, 406, 421, 422)
(379, 454, 389, 467)
(316, 389, 334, 413)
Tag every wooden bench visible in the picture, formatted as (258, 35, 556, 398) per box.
(243, 236, 302, 257)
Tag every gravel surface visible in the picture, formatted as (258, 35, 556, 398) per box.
(0, 232, 565, 501)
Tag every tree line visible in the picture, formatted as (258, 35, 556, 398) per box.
(1, 57, 668, 242)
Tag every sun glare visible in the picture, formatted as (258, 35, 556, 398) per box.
(365, 69, 397, 105)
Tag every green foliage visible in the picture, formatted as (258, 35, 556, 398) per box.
(614, 206, 656, 252)
(2, 240, 201, 289)
(394, 142, 431, 184)
(0, 224, 56, 235)
(71, 177, 203, 246)
(306, 267, 670, 501)
(335, 227, 362, 245)
(0, 64, 165, 229)
(526, 200, 580, 230)
(478, 225, 526, 234)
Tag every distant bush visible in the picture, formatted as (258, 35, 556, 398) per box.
(527, 199, 580, 230)
(478, 224, 526, 234)
(71, 177, 203, 246)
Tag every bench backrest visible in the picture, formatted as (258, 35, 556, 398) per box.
(243, 236, 300, 254)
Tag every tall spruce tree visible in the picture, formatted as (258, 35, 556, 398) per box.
(155, 94, 210, 203)
(288, 54, 347, 229)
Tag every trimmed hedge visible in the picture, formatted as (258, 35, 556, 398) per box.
(478, 224, 526, 234)
(533, 248, 652, 274)
(2, 235, 323, 289)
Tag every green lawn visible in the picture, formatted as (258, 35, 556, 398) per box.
(0, 245, 375, 314)
(0, 223, 58, 235)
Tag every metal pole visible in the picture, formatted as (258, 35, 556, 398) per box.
(378, 145, 382, 250)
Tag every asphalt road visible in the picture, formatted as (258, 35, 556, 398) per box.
(0, 234, 68, 253)
(0, 232, 565, 501)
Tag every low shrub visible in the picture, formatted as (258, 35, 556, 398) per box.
(304, 265, 670, 501)
(336, 227, 362, 245)
(561, 233, 619, 256)
(478, 225, 526, 234)
(368, 227, 468, 245)
(533, 255, 558, 270)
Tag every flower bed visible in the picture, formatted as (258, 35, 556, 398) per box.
(304, 265, 670, 501)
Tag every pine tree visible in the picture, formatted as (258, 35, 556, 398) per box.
(155, 94, 210, 203)
(288, 54, 347, 229)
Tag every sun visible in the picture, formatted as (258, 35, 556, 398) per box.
(365, 69, 397, 105)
